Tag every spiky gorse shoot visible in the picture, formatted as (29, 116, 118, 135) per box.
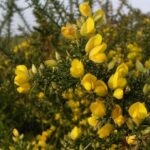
(12, 2, 150, 150)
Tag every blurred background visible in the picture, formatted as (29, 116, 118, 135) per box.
(0, 0, 150, 35)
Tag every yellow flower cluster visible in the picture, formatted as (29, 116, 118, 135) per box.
(14, 65, 31, 93)
(12, 1, 150, 149)
(13, 40, 30, 53)
(127, 43, 142, 61)
(32, 126, 56, 149)
(108, 63, 128, 99)
(86, 34, 107, 63)
(61, 2, 105, 39)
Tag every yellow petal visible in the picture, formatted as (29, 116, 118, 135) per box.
(81, 73, 97, 91)
(126, 135, 137, 145)
(85, 34, 102, 53)
(97, 123, 113, 138)
(79, 2, 92, 17)
(70, 126, 81, 140)
(90, 100, 106, 118)
(117, 78, 127, 88)
(88, 115, 98, 127)
(93, 9, 105, 22)
(129, 102, 148, 125)
(17, 83, 31, 93)
(70, 59, 84, 78)
(80, 17, 95, 36)
(14, 74, 29, 86)
(15, 65, 28, 75)
(61, 24, 77, 40)
(113, 88, 124, 100)
(116, 63, 128, 77)
(94, 80, 108, 96)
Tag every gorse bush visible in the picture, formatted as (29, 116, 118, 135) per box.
(0, 0, 150, 150)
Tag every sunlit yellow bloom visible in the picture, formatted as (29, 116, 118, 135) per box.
(81, 73, 97, 91)
(61, 23, 77, 40)
(89, 43, 107, 63)
(70, 126, 81, 140)
(79, 2, 92, 17)
(15, 65, 28, 75)
(90, 100, 106, 118)
(97, 123, 113, 138)
(14, 65, 31, 93)
(80, 17, 95, 36)
(93, 9, 105, 22)
(14, 74, 29, 86)
(85, 34, 102, 53)
(17, 83, 31, 93)
(13, 128, 19, 137)
(88, 115, 98, 127)
(112, 105, 125, 126)
(70, 59, 84, 78)
(108, 72, 127, 90)
(126, 135, 137, 145)
(94, 80, 108, 96)
(113, 88, 124, 100)
(116, 63, 128, 77)
(129, 102, 148, 125)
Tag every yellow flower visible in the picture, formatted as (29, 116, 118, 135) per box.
(113, 88, 124, 100)
(126, 135, 137, 145)
(70, 59, 84, 78)
(129, 102, 148, 125)
(81, 73, 97, 91)
(17, 83, 31, 93)
(116, 63, 128, 77)
(15, 65, 28, 75)
(14, 74, 29, 86)
(79, 2, 92, 17)
(85, 34, 102, 53)
(61, 23, 77, 40)
(112, 105, 125, 126)
(80, 17, 95, 36)
(90, 100, 106, 118)
(94, 80, 108, 97)
(14, 65, 31, 93)
(13, 128, 19, 137)
(87, 115, 98, 127)
(14, 66, 29, 82)
(108, 72, 127, 90)
(89, 43, 107, 63)
(70, 126, 81, 140)
(93, 9, 105, 22)
(97, 123, 113, 138)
